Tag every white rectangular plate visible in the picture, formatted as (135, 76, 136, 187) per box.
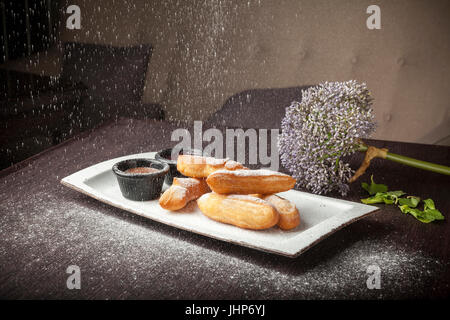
(61, 152, 379, 258)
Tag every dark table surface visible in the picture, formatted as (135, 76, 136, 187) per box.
(0, 118, 449, 299)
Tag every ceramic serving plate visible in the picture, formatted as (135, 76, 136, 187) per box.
(61, 152, 379, 258)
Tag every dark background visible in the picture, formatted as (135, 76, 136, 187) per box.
(0, 0, 163, 170)
(0, 0, 59, 63)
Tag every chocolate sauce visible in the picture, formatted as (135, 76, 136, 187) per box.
(125, 167, 159, 174)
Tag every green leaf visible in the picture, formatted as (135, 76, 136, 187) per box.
(423, 198, 436, 210)
(398, 196, 420, 208)
(361, 175, 388, 195)
(398, 204, 409, 214)
(360, 191, 405, 205)
(361, 182, 370, 193)
(382, 198, 395, 205)
(416, 216, 435, 224)
(361, 194, 385, 204)
(398, 198, 445, 223)
(424, 209, 444, 221)
(359, 177, 444, 224)
(399, 205, 434, 223)
(384, 190, 406, 204)
(386, 191, 406, 198)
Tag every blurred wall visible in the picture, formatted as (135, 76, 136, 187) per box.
(2, 0, 450, 144)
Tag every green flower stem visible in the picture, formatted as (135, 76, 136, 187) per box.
(358, 144, 450, 176)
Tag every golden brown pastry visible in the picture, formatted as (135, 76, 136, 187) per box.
(262, 194, 300, 230)
(197, 192, 279, 230)
(159, 177, 210, 211)
(176, 155, 246, 178)
(206, 169, 296, 195)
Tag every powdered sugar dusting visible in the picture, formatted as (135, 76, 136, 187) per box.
(178, 155, 229, 166)
(265, 195, 297, 212)
(168, 185, 187, 200)
(197, 192, 212, 202)
(205, 157, 229, 166)
(174, 178, 200, 188)
(210, 169, 292, 177)
(0, 188, 446, 299)
(198, 193, 271, 205)
(226, 194, 269, 205)
(224, 160, 243, 170)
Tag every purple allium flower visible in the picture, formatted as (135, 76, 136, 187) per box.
(279, 81, 376, 195)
